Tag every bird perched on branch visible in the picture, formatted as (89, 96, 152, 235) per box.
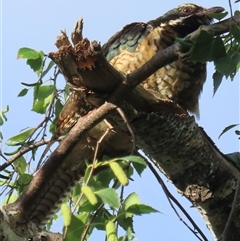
(38, 4, 224, 166)
(102, 3, 224, 116)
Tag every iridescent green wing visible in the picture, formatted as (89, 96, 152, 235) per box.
(102, 22, 151, 61)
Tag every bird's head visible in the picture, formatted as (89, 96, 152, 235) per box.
(149, 3, 225, 36)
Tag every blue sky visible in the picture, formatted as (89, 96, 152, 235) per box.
(1, 1, 239, 240)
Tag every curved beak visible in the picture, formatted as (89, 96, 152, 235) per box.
(196, 6, 225, 16)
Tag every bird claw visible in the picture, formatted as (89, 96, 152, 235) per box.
(177, 51, 189, 62)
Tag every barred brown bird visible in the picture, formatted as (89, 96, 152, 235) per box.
(102, 4, 224, 116)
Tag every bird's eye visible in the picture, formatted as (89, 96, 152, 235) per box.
(182, 7, 192, 14)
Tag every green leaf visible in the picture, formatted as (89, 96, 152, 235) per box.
(122, 156, 147, 176)
(118, 156, 146, 165)
(27, 53, 44, 76)
(87, 176, 105, 190)
(14, 156, 27, 174)
(211, 36, 226, 60)
(95, 169, 115, 188)
(65, 213, 89, 241)
(55, 99, 64, 117)
(16, 173, 33, 193)
(71, 183, 81, 204)
(2, 193, 18, 204)
(4, 148, 21, 156)
(122, 192, 141, 211)
(18, 88, 29, 97)
(17, 47, 40, 59)
(0, 105, 9, 125)
(218, 124, 239, 139)
(111, 156, 147, 177)
(48, 99, 63, 132)
(212, 71, 223, 96)
(17, 48, 44, 75)
(189, 33, 226, 63)
(188, 31, 213, 62)
(32, 100, 45, 114)
(77, 198, 99, 213)
(44, 93, 54, 106)
(49, 119, 57, 134)
(92, 209, 113, 231)
(40, 60, 55, 79)
(32, 85, 56, 114)
(117, 193, 159, 232)
(117, 216, 134, 232)
(95, 188, 120, 208)
(6, 127, 35, 145)
(230, 25, 240, 41)
(0, 178, 8, 187)
(17, 173, 33, 186)
(117, 192, 141, 229)
(215, 53, 240, 77)
(31, 147, 37, 161)
(34, 84, 55, 100)
(126, 204, 159, 215)
(175, 36, 192, 49)
(119, 227, 135, 241)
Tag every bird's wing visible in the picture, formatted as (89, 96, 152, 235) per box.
(102, 22, 151, 62)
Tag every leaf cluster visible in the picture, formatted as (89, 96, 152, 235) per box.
(0, 48, 67, 200)
(183, 11, 240, 95)
(60, 156, 158, 241)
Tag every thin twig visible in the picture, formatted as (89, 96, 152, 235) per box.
(0, 153, 8, 162)
(219, 177, 240, 241)
(63, 223, 68, 240)
(80, 203, 104, 241)
(72, 128, 110, 213)
(36, 138, 56, 170)
(92, 127, 111, 166)
(26, 117, 49, 143)
(0, 138, 54, 171)
(116, 107, 136, 154)
(36, 69, 62, 169)
(80, 174, 123, 241)
(146, 159, 208, 241)
(227, 0, 234, 49)
(228, 0, 234, 19)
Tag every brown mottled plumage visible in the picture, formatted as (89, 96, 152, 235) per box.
(102, 4, 224, 116)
